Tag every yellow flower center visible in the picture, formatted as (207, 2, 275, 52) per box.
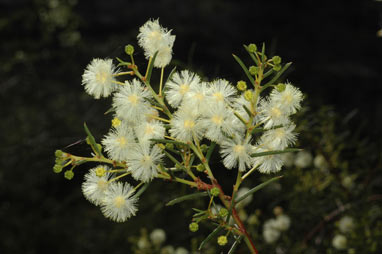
(184, 120, 195, 129)
(212, 115, 223, 125)
(270, 107, 282, 118)
(213, 92, 224, 102)
(117, 137, 127, 147)
(128, 94, 139, 105)
(113, 196, 126, 208)
(112, 117, 121, 128)
(233, 145, 244, 154)
(194, 93, 204, 101)
(145, 126, 154, 135)
(96, 71, 108, 84)
(179, 84, 189, 95)
(97, 179, 108, 191)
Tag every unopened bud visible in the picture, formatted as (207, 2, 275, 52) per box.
(55, 149, 63, 158)
(276, 83, 286, 92)
(248, 43, 257, 53)
(273, 64, 281, 71)
(211, 187, 220, 197)
(64, 170, 74, 180)
(112, 117, 121, 128)
(125, 44, 134, 55)
(219, 208, 228, 217)
(196, 164, 205, 172)
(189, 222, 199, 232)
(244, 90, 253, 102)
(53, 164, 63, 173)
(217, 235, 228, 246)
(272, 56, 281, 64)
(249, 66, 258, 76)
(236, 80, 247, 91)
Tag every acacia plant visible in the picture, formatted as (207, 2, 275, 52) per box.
(53, 19, 303, 253)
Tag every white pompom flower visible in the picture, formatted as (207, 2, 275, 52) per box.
(113, 79, 153, 122)
(263, 219, 281, 244)
(100, 181, 138, 222)
(82, 165, 111, 206)
(199, 104, 237, 143)
(81, 58, 119, 99)
(137, 19, 175, 68)
(102, 122, 136, 161)
(208, 79, 237, 106)
(127, 143, 164, 182)
(270, 83, 303, 115)
(165, 70, 201, 108)
(252, 145, 285, 174)
(134, 120, 166, 145)
(258, 98, 290, 129)
(220, 136, 253, 172)
(259, 124, 297, 150)
(169, 105, 204, 142)
(183, 82, 211, 115)
(274, 214, 291, 231)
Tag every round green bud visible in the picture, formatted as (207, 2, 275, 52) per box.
(196, 164, 205, 172)
(189, 222, 199, 232)
(276, 83, 286, 92)
(244, 90, 253, 102)
(53, 164, 63, 174)
(236, 80, 247, 91)
(165, 143, 174, 150)
(217, 235, 228, 246)
(125, 44, 134, 55)
(249, 66, 258, 76)
(219, 208, 228, 217)
(55, 149, 63, 158)
(248, 43, 257, 53)
(211, 187, 220, 197)
(200, 144, 208, 153)
(272, 56, 281, 65)
(273, 64, 281, 71)
(64, 170, 74, 180)
(95, 166, 106, 177)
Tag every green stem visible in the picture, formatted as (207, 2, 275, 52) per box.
(157, 172, 198, 188)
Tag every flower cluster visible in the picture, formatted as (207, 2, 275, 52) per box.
(55, 18, 304, 253)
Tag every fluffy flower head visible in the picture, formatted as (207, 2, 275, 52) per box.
(81, 58, 119, 99)
(82, 165, 111, 206)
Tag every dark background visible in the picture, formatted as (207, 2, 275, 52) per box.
(1, 0, 381, 253)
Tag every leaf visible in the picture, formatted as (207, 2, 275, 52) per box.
(166, 192, 208, 206)
(235, 176, 283, 204)
(115, 57, 131, 67)
(232, 54, 255, 85)
(164, 66, 177, 89)
(225, 191, 237, 224)
(104, 107, 114, 115)
(261, 43, 266, 63)
(228, 235, 243, 254)
(146, 51, 158, 83)
(150, 138, 189, 147)
(83, 122, 103, 156)
(198, 225, 223, 250)
(251, 148, 301, 158)
(261, 62, 292, 92)
(135, 182, 150, 198)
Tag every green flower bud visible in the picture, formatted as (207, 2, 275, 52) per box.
(53, 164, 63, 174)
(64, 170, 74, 180)
(157, 143, 166, 150)
(217, 235, 228, 246)
(219, 208, 228, 217)
(95, 166, 106, 177)
(249, 66, 258, 76)
(272, 56, 281, 64)
(273, 64, 281, 71)
(236, 80, 247, 91)
(211, 187, 220, 197)
(276, 83, 286, 92)
(196, 164, 205, 172)
(189, 222, 199, 232)
(165, 143, 174, 150)
(55, 149, 63, 158)
(248, 43, 257, 53)
(244, 90, 253, 102)
(125, 44, 134, 55)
